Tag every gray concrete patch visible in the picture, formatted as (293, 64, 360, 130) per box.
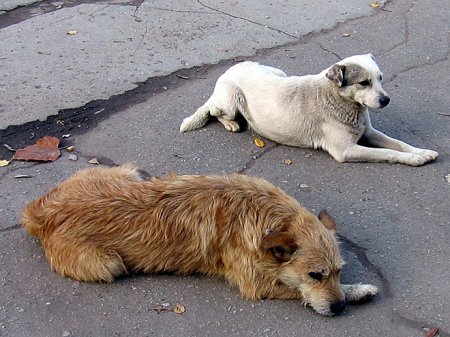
(0, 0, 43, 12)
(0, 0, 384, 129)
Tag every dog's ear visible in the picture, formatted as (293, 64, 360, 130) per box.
(326, 64, 346, 87)
(318, 210, 337, 232)
(261, 230, 298, 262)
(368, 53, 375, 61)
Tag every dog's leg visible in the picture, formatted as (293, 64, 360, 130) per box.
(44, 233, 127, 282)
(334, 144, 430, 166)
(363, 126, 438, 163)
(180, 102, 212, 133)
(341, 284, 378, 303)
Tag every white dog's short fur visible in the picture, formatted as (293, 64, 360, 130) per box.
(180, 54, 438, 166)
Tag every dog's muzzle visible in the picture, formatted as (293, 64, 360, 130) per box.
(379, 95, 390, 108)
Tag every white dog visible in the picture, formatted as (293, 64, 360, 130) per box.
(180, 54, 438, 166)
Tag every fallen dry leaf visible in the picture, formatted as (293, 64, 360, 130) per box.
(67, 30, 78, 35)
(173, 303, 186, 314)
(445, 174, 450, 183)
(88, 158, 100, 165)
(13, 136, 60, 162)
(66, 146, 75, 152)
(283, 159, 292, 165)
(0, 160, 10, 167)
(62, 134, 71, 138)
(370, 1, 380, 8)
(425, 328, 439, 337)
(342, 32, 351, 37)
(68, 154, 78, 161)
(254, 138, 266, 148)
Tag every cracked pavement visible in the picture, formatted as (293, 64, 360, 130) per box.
(0, 0, 449, 336)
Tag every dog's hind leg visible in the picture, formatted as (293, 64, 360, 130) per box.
(180, 80, 245, 133)
(43, 232, 127, 282)
(341, 284, 378, 303)
(209, 81, 248, 133)
(180, 102, 212, 133)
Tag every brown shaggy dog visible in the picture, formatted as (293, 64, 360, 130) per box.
(21, 164, 377, 316)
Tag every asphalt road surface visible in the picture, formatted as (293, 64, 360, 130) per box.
(0, 0, 449, 336)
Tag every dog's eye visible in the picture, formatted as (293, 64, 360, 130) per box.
(308, 272, 323, 281)
(358, 80, 370, 86)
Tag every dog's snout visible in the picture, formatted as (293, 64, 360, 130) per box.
(330, 300, 346, 315)
(379, 95, 390, 107)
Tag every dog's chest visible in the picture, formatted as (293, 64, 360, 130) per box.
(356, 111, 369, 138)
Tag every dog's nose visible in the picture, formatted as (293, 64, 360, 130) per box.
(330, 300, 346, 315)
(379, 95, 390, 107)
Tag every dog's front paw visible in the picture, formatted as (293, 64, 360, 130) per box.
(404, 153, 428, 166)
(342, 284, 378, 303)
(414, 149, 439, 162)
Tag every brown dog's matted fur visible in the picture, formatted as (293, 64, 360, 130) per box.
(21, 164, 377, 316)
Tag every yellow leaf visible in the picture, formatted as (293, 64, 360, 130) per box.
(283, 159, 292, 165)
(66, 146, 75, 152)
(370, 2, 380, 8)
(173, 303, 185, 314)
(67, 30, 78, 35)
(342, 32, 350, 37)
(254, 138, 265, 148)
(0, 160, 10, 167)
(88, 158, 100, 165)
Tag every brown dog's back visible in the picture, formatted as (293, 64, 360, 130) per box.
(21, 165, 302, 286)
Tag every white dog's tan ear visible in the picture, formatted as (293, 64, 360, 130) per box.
(326, 64, 346, 86)
(318, 210, 337, 232)
(261, 231, 298, 262)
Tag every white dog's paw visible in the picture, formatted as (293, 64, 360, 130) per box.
(403, 153, 429, 166)
(342, 284, 378, 303)
(220, 119, 240, 132)
(414, 149, 439, 162)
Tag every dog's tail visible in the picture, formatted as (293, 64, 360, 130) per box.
(21, 192, 55, 240)
(180, 103, 211, 133)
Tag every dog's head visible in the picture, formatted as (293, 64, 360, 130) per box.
(261, 210, 346, 316)
(326, 54, 390, 109)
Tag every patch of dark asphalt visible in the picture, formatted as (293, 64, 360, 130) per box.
(0, 61, 240, 160)
(338, 234, 392, 298)
(0, 0, 145, 29)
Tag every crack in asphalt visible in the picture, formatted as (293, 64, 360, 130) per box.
(196, 0, 299, 39)
(237, 144, 280, 175)
(133, 20, 148, 55)
(0, 224, 21, 233)
(383, 0, 413, 56)
(385, 52, 449, 84)
(314, 42, 342, 61)
(144, 5, 213, 15)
